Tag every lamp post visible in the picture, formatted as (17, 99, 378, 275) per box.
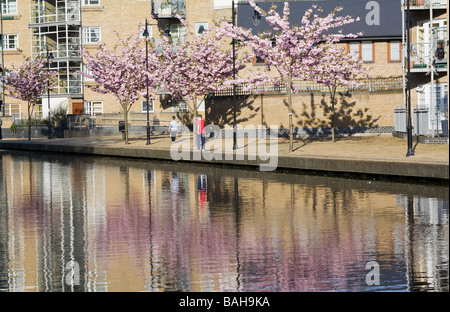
(143, 18, 151, 145)
(47, 47, 54, 139)
(232, 0, 237, 150)
(406, 0, 414, 157)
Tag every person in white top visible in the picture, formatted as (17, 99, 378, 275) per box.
(169, 116, 178, 143)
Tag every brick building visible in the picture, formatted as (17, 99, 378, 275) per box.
(0, 0, 448, 137)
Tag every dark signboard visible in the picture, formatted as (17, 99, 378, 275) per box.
(237, 0, 403, 39)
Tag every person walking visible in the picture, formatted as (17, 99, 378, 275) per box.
(169, 116, 178, 143)
(196, 115, 205, 151)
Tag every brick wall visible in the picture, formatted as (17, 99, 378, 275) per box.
(206, 90, 403, 132)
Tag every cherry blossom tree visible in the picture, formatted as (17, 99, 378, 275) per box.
(156, 18, 249, 133)
(82, 32, 157, 145)
(220, 0, 362, 152)
(1, 54, 57, 140)
(313, 44, 368, 143)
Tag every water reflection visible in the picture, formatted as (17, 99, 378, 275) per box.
(0, 151, 448, 292)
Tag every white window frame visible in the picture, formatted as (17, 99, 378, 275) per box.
(83, 0, 100, 6)
(1, 0, 18, 15)
(197, 98, 205, 112)
(170, 24, 186, 45)
(83, 65, 94, 81)
(195, 23, 208, 35)
(141, 99, 154, 113)
(417, 83, 448, 128)
(4, 103, 21, 117)
(361, 41, 374, 62)
(83, 27, 101, 44)
(2, 34, 18, 50)
(349, 42, 360, 60)
(389, 41, 401, 62)
(172, 100, 189, 113)
(85, 101, 103, 116)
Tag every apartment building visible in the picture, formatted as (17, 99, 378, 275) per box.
(208, 0, 407, 134)
(402, 0, 449, 137)
(0, 0, 232, 126)
(0, 0, 448, 137)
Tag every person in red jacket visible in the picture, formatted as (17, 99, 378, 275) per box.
(196, 115, 205, 151)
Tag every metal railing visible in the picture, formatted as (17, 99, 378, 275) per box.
(409, 0, 447, 8)
(151, 0, 186, 19)
(409, 42, 448, 69)
(68, 113, 172, 130)
(213, 77, 404, 97)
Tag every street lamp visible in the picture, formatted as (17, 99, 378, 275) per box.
(232, 0, 237, 150)
(406, 0, 414, 157)
(47, 47, 54, 139)
(143, 18, 151, 145)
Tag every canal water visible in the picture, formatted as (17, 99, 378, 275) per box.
(0, 150, 448, 292)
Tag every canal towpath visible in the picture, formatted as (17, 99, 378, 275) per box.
(0, 134, 448, 180)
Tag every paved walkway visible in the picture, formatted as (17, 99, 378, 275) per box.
(0, 134, 448, 180)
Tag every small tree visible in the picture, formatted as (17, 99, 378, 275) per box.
(82, 32, 157, 145)
(156, 18, 248, 133)
(0, 54, 57, 140)
(222, 0, 362, 152)
(313, 43, 368, 142)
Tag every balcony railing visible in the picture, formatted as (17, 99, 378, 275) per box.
(409, 42, 448, 70)
(213, 77, 404, 97)
(407, 0, 447, 9)
(30, 0, 81, 25)
(151, 0, 185, 19)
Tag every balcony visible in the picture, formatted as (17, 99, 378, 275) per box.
(30, 0, 81, 26)
(407, 0, 447, 10)
(408, 42, 448, 72)
(151, 0, 185, 19)
(32, 26, 82, 60)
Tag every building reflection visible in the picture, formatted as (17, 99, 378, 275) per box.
(398, 194, 449, 292)
(0, 152, 448, 292)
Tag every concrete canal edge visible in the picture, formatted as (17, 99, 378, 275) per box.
(0, 140, 448, 181)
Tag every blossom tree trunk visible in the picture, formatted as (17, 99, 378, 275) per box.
(287, 65, 294, 151)
(328, 86, 337, 143)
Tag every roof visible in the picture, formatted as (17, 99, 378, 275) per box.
(237, 0, 403, 40)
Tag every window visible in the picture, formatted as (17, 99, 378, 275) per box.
(142, 100, 154, 113)
(3, 103, 21, 117)
(388, 41, 401, 62)
(83, 0, 100, 5)
(417, 83, 448, 112)
(2, 0, 17, 15)
(361, 41, 374, 62)
(83, 65, 94, 81)
(349, 42, 360, 60)
(195, 23, 208, 35)
(172, 100, 188, 113)
(1, 34, 18, 50)
(170, 24, 186, 45)
(197, 98, 205, 112)
(348, 41, 374, 62)
(83, 27, 101, 44)
(253, 55, 266, 65)
(85, 101, 103, 116)
(417, 85, 426, 109)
